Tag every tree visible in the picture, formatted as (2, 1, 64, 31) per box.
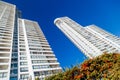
(45, 53, 120, 80)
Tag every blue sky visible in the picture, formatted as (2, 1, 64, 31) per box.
(4, 0, 120, 68)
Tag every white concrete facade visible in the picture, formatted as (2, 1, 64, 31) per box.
(0, 1, 62, 80)
(18, 19, 61, 80)
(0, 1, 16, 80)
(54, 17, 120, 58)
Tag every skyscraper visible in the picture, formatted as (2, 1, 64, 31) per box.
(0, 1, 61, 80)
(54, 17, 120, 58)
(18, 19, 61, 80)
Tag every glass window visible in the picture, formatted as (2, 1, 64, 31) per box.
(20, 67, 28, 72)
(20, 74, 29, 79)
(0, 72, 7, 78)
(20, 62, 27, 65)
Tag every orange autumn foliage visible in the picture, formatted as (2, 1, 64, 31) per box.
(45, 53, 120, 80)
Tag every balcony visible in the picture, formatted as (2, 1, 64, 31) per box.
(33, 67, 62, 72)
(0, 53, 9, 57)
(0, 59, 9, 63)
(32, 62, 60, 66)
(0, 65, 8, 70)
(0, 48, 10, 52)
(31, 58, 57, 60)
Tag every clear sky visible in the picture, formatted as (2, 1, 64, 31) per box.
(4, 0, 120, 68)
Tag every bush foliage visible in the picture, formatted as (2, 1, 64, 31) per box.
(45, 53, 120, 80)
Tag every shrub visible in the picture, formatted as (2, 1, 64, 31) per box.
(45, 53, 120, 80)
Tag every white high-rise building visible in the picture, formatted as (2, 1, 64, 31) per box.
(0, 1, 18, 80)
(18, 19, 61, 80)
(54, 17, 120, 58)
(0, 1, 61, 80)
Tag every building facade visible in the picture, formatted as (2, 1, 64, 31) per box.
(0, 1, 61, 80)
(18, 19, 61, 80)
(54, 17, 120, 58)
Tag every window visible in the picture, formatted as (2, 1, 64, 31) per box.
(20, 57, 27, 60)
(20, 52, 26, 55)
(32, 60, 47, 64)
(11, 63, 17, 67)
(20, 67, 28, 72)
(20, 62, 27, 65)
(33, 65, 49, 69)
(20, 74, 29, 79)
(20, 49, 26, 51)
(0, 72, 7, 78)
(10, 70, 17, 74)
